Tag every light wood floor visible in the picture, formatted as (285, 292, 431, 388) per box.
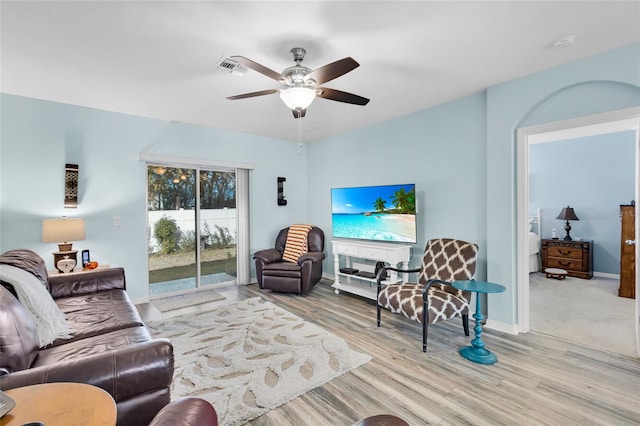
(137, 280, 640, 426)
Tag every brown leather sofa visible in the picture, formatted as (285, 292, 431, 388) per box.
(0, 249, 174, 426)
(253, 226, 325, 294)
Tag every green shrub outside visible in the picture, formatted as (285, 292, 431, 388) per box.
(154, 216, 179, 254)
(152, 219, 235, 254)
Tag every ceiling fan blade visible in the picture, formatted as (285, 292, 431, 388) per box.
(316, 87, 370, 106)
(229, 56, 283, 82)
(304, 57, 359, 85)
(292, 109, 306, 119)
(226, 89, 279, 100)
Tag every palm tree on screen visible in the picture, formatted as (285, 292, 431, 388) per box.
(373, 198, 387, 212)
(391, 189, 409, 212)
(391, 188, 416, 214)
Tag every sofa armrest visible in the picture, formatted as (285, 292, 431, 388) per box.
(48, 267, 126, 298)
(0, 339, 174, 403)
(298, 252, 325, 265)
(253, 248, 283, 265)
(149, 397, 219, 426)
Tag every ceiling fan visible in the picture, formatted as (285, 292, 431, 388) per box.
(226, 47, 370, 118)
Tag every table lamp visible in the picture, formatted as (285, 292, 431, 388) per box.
(42, 217, 85, 272)
(556, 206, 579, 241)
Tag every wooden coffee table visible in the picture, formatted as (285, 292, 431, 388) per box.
(0, 382, 116, 426)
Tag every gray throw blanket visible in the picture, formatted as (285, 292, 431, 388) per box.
(0, 249, 50, 294)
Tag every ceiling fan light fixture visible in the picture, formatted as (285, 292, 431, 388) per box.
(279, 87, 316, 110)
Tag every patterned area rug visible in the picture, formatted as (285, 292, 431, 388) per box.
(152, 289, 226, 312)
(147, 297, 371, 426)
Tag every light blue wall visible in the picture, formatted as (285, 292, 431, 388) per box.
(486, 42, 640, 324)
(310, 42, 639, 326)
(2, 42, 639, 326)
(529, 131, 636, 274)
(308, 93, 488, 281)
(0, 94, 309, 301)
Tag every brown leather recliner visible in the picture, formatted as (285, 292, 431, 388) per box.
(253, 226, 325, 294)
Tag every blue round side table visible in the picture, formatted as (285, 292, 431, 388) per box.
(452, 280, 506, 365)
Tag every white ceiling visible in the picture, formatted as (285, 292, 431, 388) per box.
(1, 1, 639, 142)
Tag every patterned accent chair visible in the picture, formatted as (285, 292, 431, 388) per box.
(376, 238, 479, 352)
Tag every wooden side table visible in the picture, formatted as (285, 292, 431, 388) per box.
(48, 264, 111, 276)
(0, 382, 116, 426)
(452, 280, 506, 365)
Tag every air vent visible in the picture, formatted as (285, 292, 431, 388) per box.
(215, 56, 247, 76)
(551, 35, 576, 49)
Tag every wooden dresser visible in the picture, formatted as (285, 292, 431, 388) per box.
(541, 239, 593, 279)
(619, 204, 636, 299)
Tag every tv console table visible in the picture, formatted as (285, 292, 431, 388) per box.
(331, 239, 412, 300)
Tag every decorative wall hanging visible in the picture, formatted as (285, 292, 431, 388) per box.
(277, 177, 287, 206)
(64, 163, 79, 208)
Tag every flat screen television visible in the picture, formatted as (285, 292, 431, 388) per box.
(331, 183, 417, 243)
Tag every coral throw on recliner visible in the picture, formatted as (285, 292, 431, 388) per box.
(282, 224, 314, 263)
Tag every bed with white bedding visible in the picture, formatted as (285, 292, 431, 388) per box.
(529, 211, 541, 273)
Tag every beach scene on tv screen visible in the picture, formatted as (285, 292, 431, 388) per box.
(331, 184, 416, 243)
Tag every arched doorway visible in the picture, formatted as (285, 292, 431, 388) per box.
(516, 106, 640, 357)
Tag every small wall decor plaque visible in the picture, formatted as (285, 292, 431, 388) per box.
(64, 163, 79, 208)
(277, 177, 287, 206)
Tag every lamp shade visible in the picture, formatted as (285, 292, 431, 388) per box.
(42, 217, 85, 248)
(556, 206, 579, 221)
(279, 87, 316, 110)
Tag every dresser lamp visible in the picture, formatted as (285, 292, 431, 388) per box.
(556, 206, 579, 241)
(42, 217, 85, 273)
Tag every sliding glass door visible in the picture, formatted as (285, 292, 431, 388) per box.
(147, 165, 237, 296)
(199, 169, 237, 287)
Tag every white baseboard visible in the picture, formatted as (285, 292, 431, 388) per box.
(485, 319, 519, 335)
(593, 272, 620, 279)
(131, 296, 150, 305)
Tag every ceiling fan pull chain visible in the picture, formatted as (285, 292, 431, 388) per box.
(297, 114, 303, 155)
